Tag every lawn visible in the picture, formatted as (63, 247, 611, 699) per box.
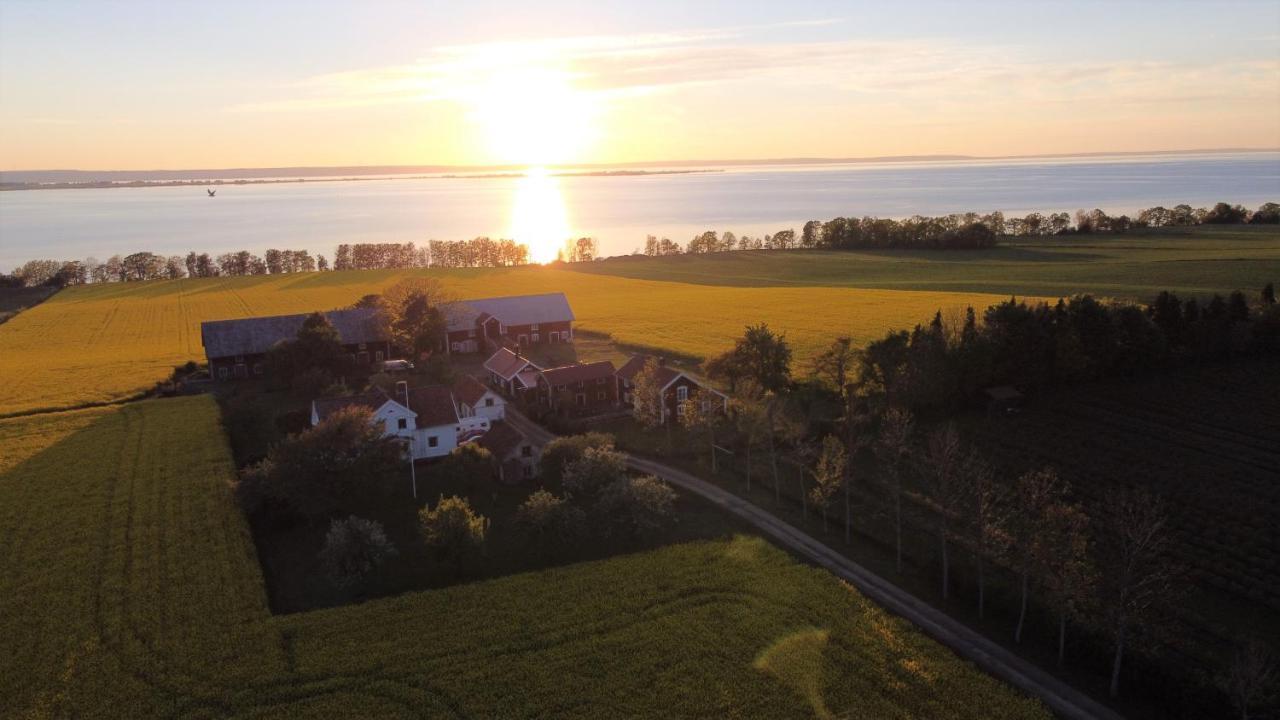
(0, 395, 1050, 719)
(0, 266, 1024, 416)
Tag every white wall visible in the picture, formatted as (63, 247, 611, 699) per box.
(412, 423, 458, 459)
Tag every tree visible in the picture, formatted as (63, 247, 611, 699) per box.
(266, 312, 348, 392)
(733, 392, 770, 493)
(164, 255, 186, 280)
(735, 323, 792, 392)
(680, 389, 724, 472)
(923, 424, 966, 600)
(13, 259, 60, 287)
(318, 515, 397, 589)
(809, 435, 845, 533)
(595, 475, 676, 540)
(514, 489, 583, 555)
(705, 349, 744, 394)
(960, 450, 1007, 619)
(631, 358, 670, 444)
(813, 337, 857, 398)
(317, 254, 329, 271)
(875, 407, 914, 573)
(376, 278, 451, 361)
(237, 407, 404, 521)
(1217, 638, 1276, 720)
(1263, 282, 1276, 305)
(1039, 499, 1093, 666)
(561, 446, 629, 501)
(419, 495, 487, 576)
(1097, 488, 1177, 698)
(538, 432, 614, 485)
(1009, 467, 1064, 643)
(1203, 202, 1249, 224)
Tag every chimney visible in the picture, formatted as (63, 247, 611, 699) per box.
(396, 381, 409, 406)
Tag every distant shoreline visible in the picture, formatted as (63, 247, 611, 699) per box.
(2, 147, 1275, 190)
(0, 168, 721, 192)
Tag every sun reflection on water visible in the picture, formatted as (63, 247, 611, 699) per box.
(508, 167, 571, 264)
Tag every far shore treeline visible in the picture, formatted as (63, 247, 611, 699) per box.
(3, 200, 1277, 289)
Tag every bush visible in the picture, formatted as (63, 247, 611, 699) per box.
(514, 489, 584, 554)
(539, 432, 615, 484)
(318, 515, 397, 589)
(419, 495, 488, 576)
(595, 475, 677, 540)
(562, 446, 629, 501)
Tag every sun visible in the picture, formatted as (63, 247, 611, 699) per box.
(465, 67, 598, 167)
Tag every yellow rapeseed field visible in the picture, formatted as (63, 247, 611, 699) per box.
(0, 396, 1049, 718)
(0, 267, 1028, 416)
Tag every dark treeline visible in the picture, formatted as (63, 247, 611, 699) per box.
(858, 284, 1279, 413)
(642, 201, 1280, 256)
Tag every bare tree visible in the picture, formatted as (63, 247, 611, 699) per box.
(875, 407, 914, 573)
(809, 435, 845, 534)
(1097, 487, 1177, 698)
(813, 336, 857, 399)
(733, 394, 769, 493)
(1218, 638, 1276, 720)
(960, 451, 1007, 619)
(680, 390, 723, 472)
(1010, 467, 1064, 644)
(924, 424, 966, 600)
(1039, 499, 1093, 666)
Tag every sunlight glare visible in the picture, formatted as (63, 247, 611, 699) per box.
(509, 167, 572, 264)
(465, 66, 598, 166)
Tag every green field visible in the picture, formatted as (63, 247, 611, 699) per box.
(0, 396, 1048, 719)
(579, 226, 1280, 298)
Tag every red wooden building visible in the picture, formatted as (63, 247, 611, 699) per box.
(444, 292, 575, 354)
(201, 308, 388, 381)
(615, 355, 728, 424)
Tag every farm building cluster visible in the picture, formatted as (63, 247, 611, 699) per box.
(199, 291, 726, 481)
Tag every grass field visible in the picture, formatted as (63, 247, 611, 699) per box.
(0, 395, 1049, 719)
(577, 226, 1280, 298)
(0, 267, 1023, 417)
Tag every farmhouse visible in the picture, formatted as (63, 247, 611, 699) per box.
(616, 355, 728, 424)
(483, 346, 543, 397)
(454, 373, 506, 422)
(538, 360, 618, 416)
(310, 381, 489, 460)
(476, 422, 541, 483)
(201, 308, 389, 381)
(445, 292, 575, 354)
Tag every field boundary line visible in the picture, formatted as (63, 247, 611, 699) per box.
(505, 407, 1123, 720)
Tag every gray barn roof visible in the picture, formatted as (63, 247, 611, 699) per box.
(445, 293, 575, 332)
(201, 307, 385, 359)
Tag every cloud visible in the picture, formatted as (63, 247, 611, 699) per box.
(225, 22, 1280, 116)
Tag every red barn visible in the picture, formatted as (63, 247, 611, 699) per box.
(538, 361, 618, 416)
(615, 355, 728, 424)
(444, 292, 574, 354)
(200, 307, 389, 381)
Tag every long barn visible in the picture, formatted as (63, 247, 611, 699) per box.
(200, 307, 389, 380)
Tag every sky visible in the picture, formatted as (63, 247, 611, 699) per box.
(1, 0, 1278, 170)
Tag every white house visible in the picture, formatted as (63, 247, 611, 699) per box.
(453, 374, 506, 423)
(310, 381, 489, 460)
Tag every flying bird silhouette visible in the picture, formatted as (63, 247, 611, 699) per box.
(207, 188, 216, 197)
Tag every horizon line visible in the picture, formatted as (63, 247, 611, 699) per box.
(4, 146, 1278, 179)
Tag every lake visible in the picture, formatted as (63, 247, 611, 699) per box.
(1, 152, 1277, 268)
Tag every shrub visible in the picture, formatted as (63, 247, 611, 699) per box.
(419, 495, 488, 575)
(539, 432, 615, 484)
(514, 489, 584, 554)
(562, 446, 629, 501)
(595, 475, 677, 540)
(318, 515, 397, 589)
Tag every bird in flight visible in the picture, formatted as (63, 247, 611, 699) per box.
(207, 188, 217, 197)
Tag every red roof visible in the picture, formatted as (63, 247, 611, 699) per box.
(484, 347, 538, 380)
(616, 355, 680, 386)
(476, 422, 529, 457)
(453, 374, 492, 406)
(541, 360, 617, 387)
(405, 385, 459, 427)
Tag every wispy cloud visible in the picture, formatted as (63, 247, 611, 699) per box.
(226, 21, 1280, 115)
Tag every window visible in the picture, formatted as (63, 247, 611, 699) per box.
(549, 331, 559, 343)
(557, 384, 567, 392)
(597, 392, 606, 401)
(518, 334, 529, 345)
(531, 324, 539, 331)
(253, 363, 263, 375)
(676, 403, 686, 417)
(218, 366, 229, 379)
(451, 342, 461, 352)
(234, 364, 248, 379)
(357, 351, 369, 364)
(531, 333, 540, 343)
(428, 436, 439, 448)
(522, 464, 534, 479)
(485, 398, 494, 407)
(521, 445, 533, 458)
(596, 377, 606, 385)
(676, 385, 689, 402)
(468, 329, 476, 338)
(359, 343, 367, 350)
(576, 394, 586, 407)
(375, 350, 384, 362)
(397, 418, 407, 430)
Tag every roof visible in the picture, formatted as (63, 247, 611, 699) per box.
(312, 389, 392, 424)
(453, 374, 493, 406)
(445, 292, 575, 332)
(201, 307, 383, 359)
(616, 354, 680, 386)
(484, 347, 539, 380)
(476, 422, 530, 457)
(542, 360, 617, 387)
(406, 385, 460, 427)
